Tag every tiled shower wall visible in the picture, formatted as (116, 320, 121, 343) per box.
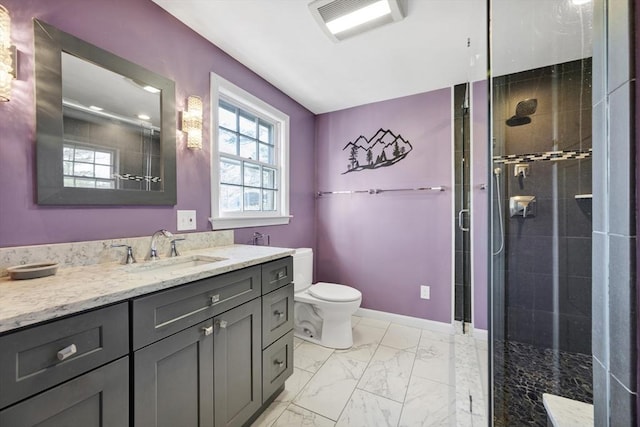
(493, 59, 593, 355)
(592, 0, 637, 424)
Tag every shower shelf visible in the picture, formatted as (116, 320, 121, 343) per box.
(574, 194, 592, 199)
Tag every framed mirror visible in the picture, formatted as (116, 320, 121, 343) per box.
(34, 19, 177, 205)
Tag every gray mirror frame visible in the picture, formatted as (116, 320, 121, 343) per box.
(34, 19, 177, 206)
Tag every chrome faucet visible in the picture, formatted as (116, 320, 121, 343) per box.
(170, 238, 186, 257)
(252, 232, 270, 246)
(149, 229, 174, 260)
(111, 244, 136, 264)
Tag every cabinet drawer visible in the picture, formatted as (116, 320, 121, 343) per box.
(262, 330, 294, 403)
(262, 283, 294, 348)
(261, 256, 293, 294)
(132, 265, 261, 349)
(0, 303, 128, 409)
(0, 356, 129, 427)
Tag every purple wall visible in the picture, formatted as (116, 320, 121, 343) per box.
(315, 89, 453, 323)
(472, 80, 489, 330)
(0, 0, 316, 250)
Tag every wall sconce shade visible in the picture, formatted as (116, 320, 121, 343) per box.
(182, 95, 203, 150)
(0, 4, 13, 102)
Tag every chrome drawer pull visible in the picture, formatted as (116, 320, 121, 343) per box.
(210, 294, 220, 304)
(276, 271, 286, 279)
(217, 320, 228, 329)
(57, 344, 77, 361)
(202, 326, 213, 336)
(274, 310, 285, 319)
(274, 359, 285, 368)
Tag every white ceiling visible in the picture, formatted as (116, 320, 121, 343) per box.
(151, 0, 593, 115)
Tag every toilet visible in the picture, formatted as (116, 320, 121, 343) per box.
(293, 248, 362, 349)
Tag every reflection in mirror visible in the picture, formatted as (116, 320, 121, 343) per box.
(61, 53, 161, 191)
(34, 19, 176, 205)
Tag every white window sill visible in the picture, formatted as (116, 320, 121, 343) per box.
(209, 215, 292, 230)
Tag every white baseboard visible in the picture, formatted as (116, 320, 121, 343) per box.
(473, 328, 488, 341)
(355, 308, 455, 335)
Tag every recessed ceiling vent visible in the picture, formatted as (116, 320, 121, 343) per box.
(309, 0, 405, 42)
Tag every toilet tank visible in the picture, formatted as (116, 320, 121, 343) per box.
(293, 248, 313, 292)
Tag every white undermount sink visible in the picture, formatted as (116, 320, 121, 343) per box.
(127, 255, 227, 274)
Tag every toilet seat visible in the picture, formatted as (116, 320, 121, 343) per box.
(308, 282, 361, 302)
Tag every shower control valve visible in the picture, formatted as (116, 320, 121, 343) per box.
(514, 164, 530, 178)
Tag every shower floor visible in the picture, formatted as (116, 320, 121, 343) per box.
(493, 340, 593, 426)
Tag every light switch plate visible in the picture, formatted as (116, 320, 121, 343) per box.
(420, 285, 430, 300)
(177, 210, 196, 231)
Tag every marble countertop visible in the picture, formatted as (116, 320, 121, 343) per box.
(0, 244, 294, 334)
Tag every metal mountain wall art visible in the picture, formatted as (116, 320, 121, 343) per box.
(342, 128, 413, 174)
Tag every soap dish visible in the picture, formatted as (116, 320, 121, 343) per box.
(7, 262, 59, 280)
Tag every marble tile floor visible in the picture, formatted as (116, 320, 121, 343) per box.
(252, 316, 488, 427)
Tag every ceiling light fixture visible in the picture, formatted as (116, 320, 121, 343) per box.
(309, 0, 405, 42)
(143, 85, 161, 94)
(138, 113, 151, 120)
(89, 105, 104, 111)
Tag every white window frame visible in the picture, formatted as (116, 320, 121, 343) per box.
(209, 73, 290, 229)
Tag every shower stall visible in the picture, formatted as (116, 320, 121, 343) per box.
(491, 59, 593, 425)
(489, 1, 598, 425)
(489, 0, 637, 424)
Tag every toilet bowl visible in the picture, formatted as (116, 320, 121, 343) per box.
(293, 248, 362, 349)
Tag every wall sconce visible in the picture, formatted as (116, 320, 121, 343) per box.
(0, 3, 15, 102)
(182, 95, 203, 150)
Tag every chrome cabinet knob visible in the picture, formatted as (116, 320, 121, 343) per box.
(217, 320, 228, 329)
(202, 326, 213, 336)
(57, 344, 77, 361)
(210, 295, 220, 304)
(274, 310, 285, 319)
(274, 359, 285, 368)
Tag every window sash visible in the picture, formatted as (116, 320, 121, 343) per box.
(210, 72, 290, 229)
(217, 98, 280, 215)
(63, 143, 116, 189)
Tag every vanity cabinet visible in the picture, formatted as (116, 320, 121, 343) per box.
(0, 255, 294, 427)
(0, 303, 129, 426)
(132, 258, 293, 427)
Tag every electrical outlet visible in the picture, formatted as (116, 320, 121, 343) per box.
(420, 285, 430, 300)
(177, 210, 196, 231)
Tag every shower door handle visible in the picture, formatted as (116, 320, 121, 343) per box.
(458, 209, 469, 232)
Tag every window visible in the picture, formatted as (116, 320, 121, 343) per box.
(63, 143, 116, 189)
(210, 74, 290, 229)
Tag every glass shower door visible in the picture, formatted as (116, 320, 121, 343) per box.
(455, 83, 472, 332)
(490, 1, 594, 425)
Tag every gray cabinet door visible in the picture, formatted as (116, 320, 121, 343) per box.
(0, 356, 129, 427)
(214, 298, 262, 427)
(134, 319, 214, 427)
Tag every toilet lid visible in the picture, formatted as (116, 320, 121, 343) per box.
(308, 283, 362, 302)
